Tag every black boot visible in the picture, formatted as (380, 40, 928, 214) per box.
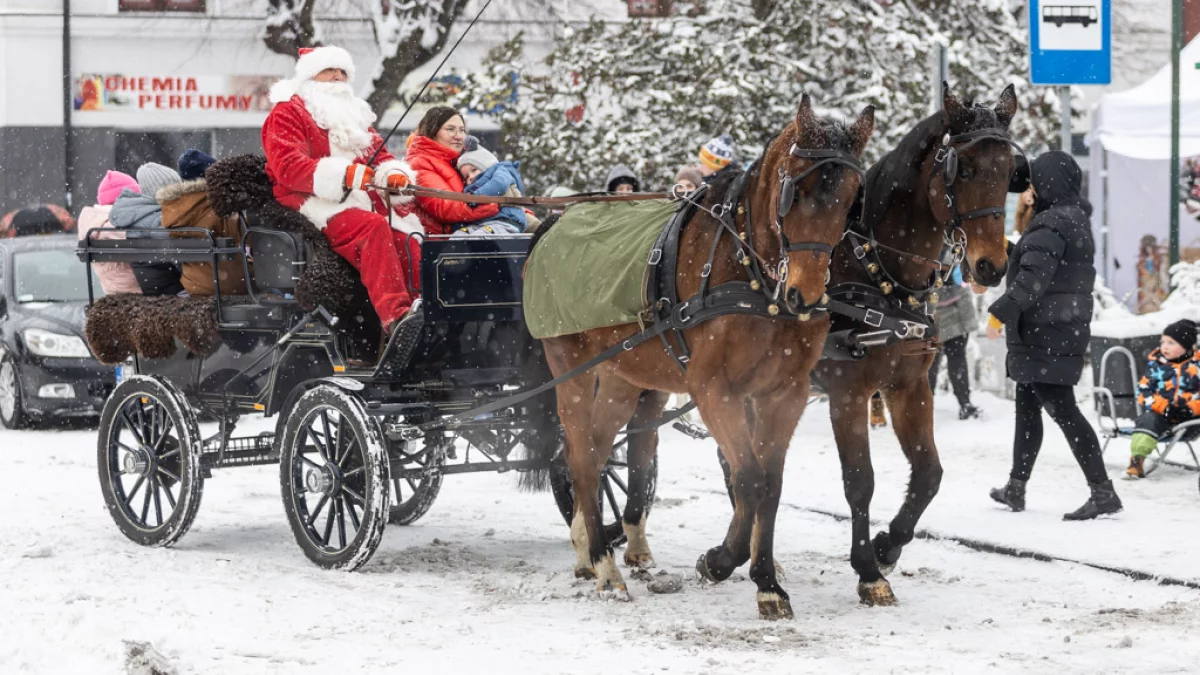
(1063, 480, 1123, 521)
(989, 478, 1026, 512)
(958, 403, 982, 420)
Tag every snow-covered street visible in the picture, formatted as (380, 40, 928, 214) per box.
(4, 391, 1200, 675)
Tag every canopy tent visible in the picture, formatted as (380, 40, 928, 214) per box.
(1088, 36, 1200, 309)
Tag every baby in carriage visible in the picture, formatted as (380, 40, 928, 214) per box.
(454, 138, 529, 235)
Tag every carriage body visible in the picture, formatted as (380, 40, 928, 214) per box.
(77, 221, 634, 570)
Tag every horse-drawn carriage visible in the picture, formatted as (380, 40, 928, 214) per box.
(76, 157, 678, 572)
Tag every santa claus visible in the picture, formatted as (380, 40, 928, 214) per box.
(262, 45, 421, 335)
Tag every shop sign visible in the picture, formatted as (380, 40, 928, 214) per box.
(75, 74, 280, 112)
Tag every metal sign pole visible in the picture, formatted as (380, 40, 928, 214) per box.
(1059, 86, 1072, 154)
(1170, 0, 1183, 270)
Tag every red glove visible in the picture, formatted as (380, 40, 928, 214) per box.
(386, 172, 410, 189)
(344, 164, 375, 191)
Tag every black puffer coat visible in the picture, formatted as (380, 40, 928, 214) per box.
(989, 151, 1095, 386)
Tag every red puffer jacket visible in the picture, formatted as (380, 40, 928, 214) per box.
(404, 135, 499, 234)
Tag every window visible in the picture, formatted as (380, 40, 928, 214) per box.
(119, 0, 207, 12)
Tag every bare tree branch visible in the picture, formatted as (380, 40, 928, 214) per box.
(264, 0, 321, 57)
(365, 0, 471, 118)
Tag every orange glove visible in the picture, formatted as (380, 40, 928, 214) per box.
(344, 164, 375, 191)
(386, 172, 410, 189)
(1150, 396, 1170, 415)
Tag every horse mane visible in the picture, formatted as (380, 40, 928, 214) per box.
(860, 101, 1002, 230)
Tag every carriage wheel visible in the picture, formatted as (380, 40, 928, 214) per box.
(388, 439, 445, 526)
(279, 385, 389, 571)
(550, 442, 658, 547)
(97, 376, 204, 547)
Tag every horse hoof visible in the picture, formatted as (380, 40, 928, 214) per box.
(625, 551, 656, 569)
(757, 591, 794, 620)
(695, 554, 719, 583)
(857, 580, 898, 607)
(575, 566, 597, 580)
(597, 582, 632, 602)
(877, 562, 895, 577)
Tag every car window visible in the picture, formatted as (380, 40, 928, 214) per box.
(12, 249, 103, 303)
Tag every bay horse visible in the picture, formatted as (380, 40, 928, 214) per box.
(814, 83, 1020, 606)
(536, 96, 874, 619)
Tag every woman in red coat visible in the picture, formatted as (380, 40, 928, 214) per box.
(404, 107, 500, 234)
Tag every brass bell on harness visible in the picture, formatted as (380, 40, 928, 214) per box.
(768, 304, 780, 316)
(742, 255, 752, 266)
(867, 263, 880, 275)
(797, 312, 811, 322)
(928, 292, 939, 305)
(738, 206, 746, 216)
(880, 281, 894, 295)
(934, 277, 944, 288)
(907, 295, 921, 308)
(750, 280, 762, 291)
(820, 294, 830, 306)
(739, 232, 748, 242)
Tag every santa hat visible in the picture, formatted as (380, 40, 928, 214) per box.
(699, 133, 735, 172)
(269, 45, 356, 103)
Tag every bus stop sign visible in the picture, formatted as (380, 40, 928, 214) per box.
(1030, 0, 1111, 85)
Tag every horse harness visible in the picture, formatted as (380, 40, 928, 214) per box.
(821, 126, 1027, 361)
(644, 144, 865, 372)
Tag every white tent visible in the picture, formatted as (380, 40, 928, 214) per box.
(1088, 35, 1200, 308)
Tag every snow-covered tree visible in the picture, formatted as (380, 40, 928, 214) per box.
(456, 0, 1068, 193)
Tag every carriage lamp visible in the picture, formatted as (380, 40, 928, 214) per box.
(879, 281, 894, 294)
(37, 384, 76, 399)
(24, 328, 91, 358)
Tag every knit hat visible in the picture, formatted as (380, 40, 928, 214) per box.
(458, 145, 499, 173)
(97, 170, 138, 205)
(1164, 319, 1198, 352)
(136, 162, 182, 199)
(178, 149, 217, 181)
(674, 165, 704, 188)
(699, 134, 734, 172)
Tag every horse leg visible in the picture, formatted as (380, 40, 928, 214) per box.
(692, 387, 762, 586)
(747, 389, 807, 620)
(573, 374, 645, 596)
(876, 379, 943, 576)
(550, 365, 602, 581)
(622, 390, 670, 570)
(828, 381, 894, 606)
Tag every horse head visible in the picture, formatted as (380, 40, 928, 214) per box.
(929, 83, 1020, 287)
(758, 94, 874, 314)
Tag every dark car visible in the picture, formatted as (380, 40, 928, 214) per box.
(0, 235, 115, 428)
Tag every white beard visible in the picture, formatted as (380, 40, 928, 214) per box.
(295, 80, 377, 159)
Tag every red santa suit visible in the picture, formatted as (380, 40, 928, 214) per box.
(261, 46, 421, 329)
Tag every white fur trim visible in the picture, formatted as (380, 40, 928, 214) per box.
(298, 192, 372, 230)
(294, 46, 356, 83)
(372, 159, 418, 204)
(312, 157, 353, 202)
(269, 78, 297, 104)
(389, 212, 425, 236)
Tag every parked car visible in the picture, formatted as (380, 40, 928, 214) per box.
(0, 235, 114, 428)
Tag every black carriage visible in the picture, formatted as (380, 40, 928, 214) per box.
(78, 213, 675, 570)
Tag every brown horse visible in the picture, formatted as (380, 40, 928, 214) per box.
(814, 84, 1019, 606)
(536, 96, 874, 620)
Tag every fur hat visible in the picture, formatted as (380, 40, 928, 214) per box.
(699, 134, 734, 172)
(178, 149, 217, 181)
(674, 165, 704, 188)
(97, 170, 138, 206)
(1164, 319, 1198, 352)
(136, 162, 181, 199)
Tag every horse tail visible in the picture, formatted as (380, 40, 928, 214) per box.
(517, 337, 560, 492)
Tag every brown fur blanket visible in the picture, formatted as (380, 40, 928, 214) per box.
(85, 294, 235, 364)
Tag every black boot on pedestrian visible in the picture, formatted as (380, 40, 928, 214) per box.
(989, 478, 1026, 512)
(1063, 480, 1123, 521)
(958, 403, 982, 420)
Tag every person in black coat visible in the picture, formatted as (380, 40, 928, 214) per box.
(987, 151, 1121, 521)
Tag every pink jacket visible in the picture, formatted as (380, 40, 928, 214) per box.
(78, 205, 142, 295)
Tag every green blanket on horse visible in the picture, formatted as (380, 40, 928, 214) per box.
(523, 199, 679, 340)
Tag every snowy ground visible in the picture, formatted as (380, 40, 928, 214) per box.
(4, 391, 1200, 674)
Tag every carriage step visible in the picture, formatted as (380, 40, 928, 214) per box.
(370, 301, 426, 380)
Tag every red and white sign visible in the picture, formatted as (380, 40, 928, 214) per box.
(75, 74, 279, 112)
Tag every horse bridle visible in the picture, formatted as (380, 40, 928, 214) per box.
(934, 127, 1027, 230)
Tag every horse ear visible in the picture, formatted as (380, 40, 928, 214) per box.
(941, 81, 968, 130)
(848, 105, 875, 158)
(795, 94, 818, 139)
(994, 84, 1018, 128)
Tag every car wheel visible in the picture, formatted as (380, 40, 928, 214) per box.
(0, 355, 28, 430)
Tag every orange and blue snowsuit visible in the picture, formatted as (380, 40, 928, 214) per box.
(1133, 348, 1200, 456)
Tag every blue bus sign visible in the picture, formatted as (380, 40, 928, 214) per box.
(1029, 0, 1111, 85)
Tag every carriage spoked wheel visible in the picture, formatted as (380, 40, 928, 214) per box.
(388, 438, 445, 526)
(279, 385, 389, 571)
(97, 376, 204, 547)
(550, 441, 658, 547)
